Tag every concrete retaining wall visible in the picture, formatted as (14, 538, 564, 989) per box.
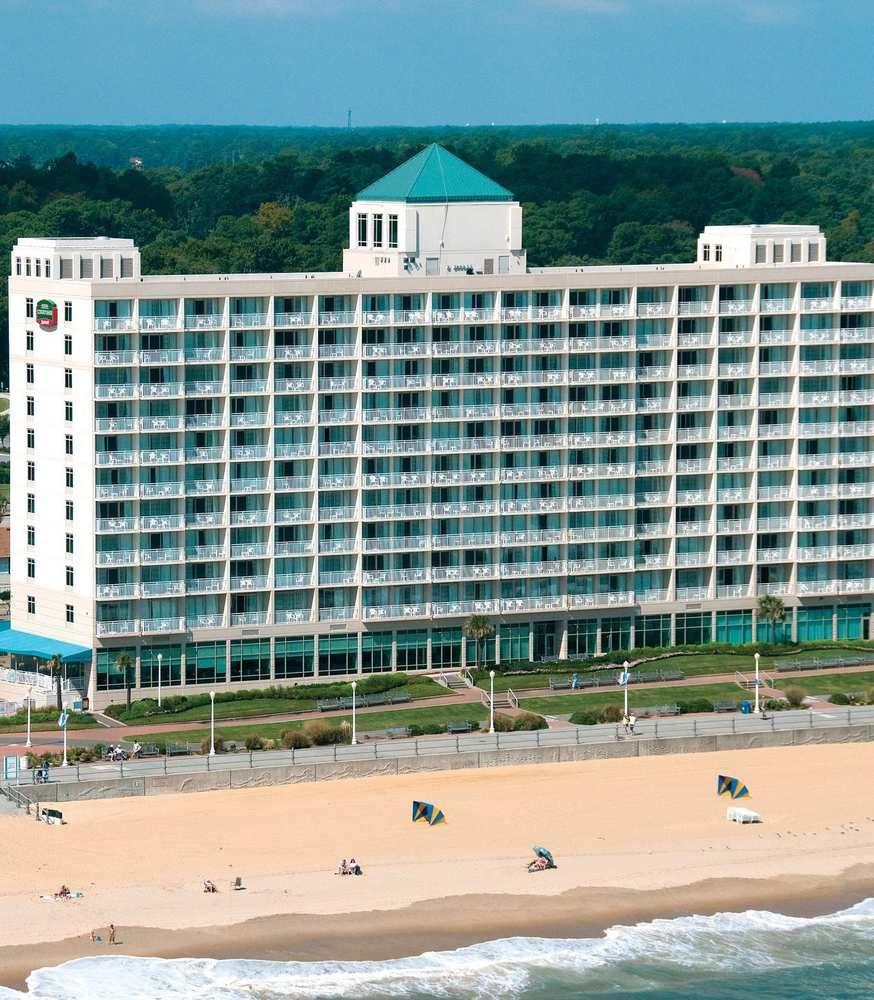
(15, 724, 874, 803)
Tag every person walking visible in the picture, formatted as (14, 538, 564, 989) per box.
(108, 924, 117, 945)
(621, 713, 629, 735)
(628, 713, 637, 735)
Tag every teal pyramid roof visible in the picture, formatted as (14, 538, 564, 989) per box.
(356, 144, 513, 204)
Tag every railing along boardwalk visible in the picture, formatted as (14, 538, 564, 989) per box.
(14, 705, 874, 789)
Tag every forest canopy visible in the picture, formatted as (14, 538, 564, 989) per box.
(2, 122, 874, 384)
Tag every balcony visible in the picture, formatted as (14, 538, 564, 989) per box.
(96, 620, 138, 637)
(800, 297, 834, 312)
(186, 577, 227, 594)
(637, 301, 671, 318)
(190, 613, 226, 629)
(275, 507, 314, 524)
(95, 383, 136, 400)
(187, 545, 227, 560)
(676, 586, 710, 601)
(96, 583, 138, 600)
(275, 609, 311, 623)
(760, 297, 794, 313)
(96, 451, 136, 467)
(231, 509, 269, 526)
(230, 312, 268, 328)
(185, 346, 225, 362)
(275, 377, 313, 393)
(141, 547, 184, 563)
(275, 344, 315, 360)
(139, 448, 183, 464)
(230, 576, 270, 591)
(94, 316, 135, 332)
(141, 617, 186, 634)
(95, 350, 136, 366)
(185, 314, 223, 329)
(140, 382, 183, 398)
(96, 550, 138, 566)
(231, 379, 269, 394)
(140, 348, 184, 365)
(275, 572, 313, 588)
(140, 580, 185, 597)
(96, 483, 137, 500)
(716, 584, 749, 599)
(432, 599, 497, 617)
(186, 480, 226, 497)
(318, 607, 356, 622)
(229, 346, 269, 362)
(275, 311, 311, 328)
(185, 380, 226, 396)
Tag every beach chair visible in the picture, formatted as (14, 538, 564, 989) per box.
(233, 876, 246, 890)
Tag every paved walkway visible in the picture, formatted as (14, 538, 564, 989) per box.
(5, 659, 873, 753)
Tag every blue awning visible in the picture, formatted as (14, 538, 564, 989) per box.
(0, 623, 91, 662)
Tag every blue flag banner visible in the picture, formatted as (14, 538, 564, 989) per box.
(58, 711, 69, 729)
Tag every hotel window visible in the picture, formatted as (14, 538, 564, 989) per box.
(66, 605, 74, 624)
(388, 214, 398, 249)
(773, 244, 784, 263)
(808, 243, 819, 262)
(714, 245, 723, 262)
(790, 243, 801, 263)
(702, 244, 710, 261)
(26, 329, 33, 351)
(26, 363, 34, 384)
(15, 258, 21, 276)
(45, 259, 51, 278)
(755, 244, 766, 264)
(65, 400, 73, 421)
(65, 566, 74, 587)
(27, 461, 35, 481)
(25, 259, 31, 277)
(65, 500, 74, 521)
(26, 526, 35, 546)
(357, 213, 367, 247)
(27, 558, 35, 579)
(65, 434, 73, 455)
(64, 334, 72, 356)
(65, 467, 74, 488)
(65, 533, 74, 554)
(26, 297, 33, 318)
(27, 494, 35, 514)
(64, 301, 72, 322)
(64, 368, 72, 388)
(372, 214, 383, 248)
(27, 596, 35, 615)
(26, 428, 34, 449)
(35, 259, 41, 277)
(26, 396, 34, 416)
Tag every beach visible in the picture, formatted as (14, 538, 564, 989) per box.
(2, 742, 874, 992)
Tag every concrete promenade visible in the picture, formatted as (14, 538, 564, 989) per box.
(5, 705, 874, 805)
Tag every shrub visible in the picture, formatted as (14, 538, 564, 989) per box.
(569, 709, 601, 726)
(764, 697, 790, 711)
(200, 735, 225, 755)
(281, 729, 312, 749)
(830, 691, 850, 705)
(305, 721, 348, 746)
(244, 735, 264, 751)
(493, 713, 516, 732)
(513, 712, 548, 731)
(678, 698, 716, 715)
(784, 686, 807, 708)
(598, 704, 623, 723)
(867, 689, 874, 706)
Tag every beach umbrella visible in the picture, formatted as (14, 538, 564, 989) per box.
(532, 845, 556, 866)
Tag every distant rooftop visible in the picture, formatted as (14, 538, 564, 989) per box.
(355, 143, 514, 204)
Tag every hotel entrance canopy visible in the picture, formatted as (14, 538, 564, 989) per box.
(0, 623, 91, 663)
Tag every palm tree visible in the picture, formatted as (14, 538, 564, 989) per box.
(115, 651, 133, 709)
(463, 615, 495, 673)
(757, 595, 786, 645)
(48, 654, 64, 712)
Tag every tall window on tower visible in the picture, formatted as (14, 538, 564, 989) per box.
(357, 213, 367, 247)
(388, 214, 398, 249)
(372, 214, 383, 248)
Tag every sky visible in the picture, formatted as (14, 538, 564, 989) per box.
(0, 0, 872, 126)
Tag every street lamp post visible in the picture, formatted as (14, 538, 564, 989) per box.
(754, 652, 761, 715)
(489, 670, 495, 734)
(25, 685, 32, 749)
(61, 712, 69, 768)
(623, 660, 630, 719)
(209, 691, 216, 756)
(351, 680, 358, 745)
(157, 653, 163, 709)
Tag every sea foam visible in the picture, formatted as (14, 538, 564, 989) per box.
(3, 898, 873, 999)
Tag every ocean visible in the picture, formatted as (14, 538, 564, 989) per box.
(2, 898, 873, 999)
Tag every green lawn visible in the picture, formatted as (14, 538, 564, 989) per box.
(111, 678, 451, 727)
(774, 671, 874, 697)
(133, 702, 489, 745)
(0, 711, 95, 733)
(520, 682, 744, 717)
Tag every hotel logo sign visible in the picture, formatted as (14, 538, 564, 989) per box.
(36, 299, 58, 330)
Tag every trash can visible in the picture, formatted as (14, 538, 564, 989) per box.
(740, 700, 752, 714)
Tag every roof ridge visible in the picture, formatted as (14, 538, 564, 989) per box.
(434, 145, 449, 201)
(408, 144, 436, 198)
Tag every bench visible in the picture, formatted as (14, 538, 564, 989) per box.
(637, 704, 681, 718)
(548, 676, 573, 690)
(317, 699, 340, 712)
(137, 742, 161, 758)
(364, 693, 386, 707)
(336, 697, 355, 711)
(385, 726, 412, 739)
(387, 690, 411, 704)
(447, 720, 476, 734)
(713, 700, 738, 713)
(166, 742, 193, 756)
(659, 668, 686, 681)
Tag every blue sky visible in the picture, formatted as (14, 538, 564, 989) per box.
(0, 0, 872, 126)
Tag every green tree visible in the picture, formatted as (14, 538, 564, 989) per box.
(48, 654, 64, 712)
(463, 616, 495, 673)
(115, 651, 134, 710)
(757, 595, 786, 645)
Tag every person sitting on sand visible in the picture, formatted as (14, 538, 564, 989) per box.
(336, 859, 349, 875)
(350, 858, 362, 876)
(57, 885, 71, 899)
(527, 857, 548, 872)
(203, 879, 218, 893)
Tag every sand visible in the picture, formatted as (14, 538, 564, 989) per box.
(2, 742, 874, 988)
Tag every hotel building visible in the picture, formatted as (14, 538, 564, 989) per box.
(6, 144, 874, 707)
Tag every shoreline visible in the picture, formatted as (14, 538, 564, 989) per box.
(2, 868, 874, 992)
